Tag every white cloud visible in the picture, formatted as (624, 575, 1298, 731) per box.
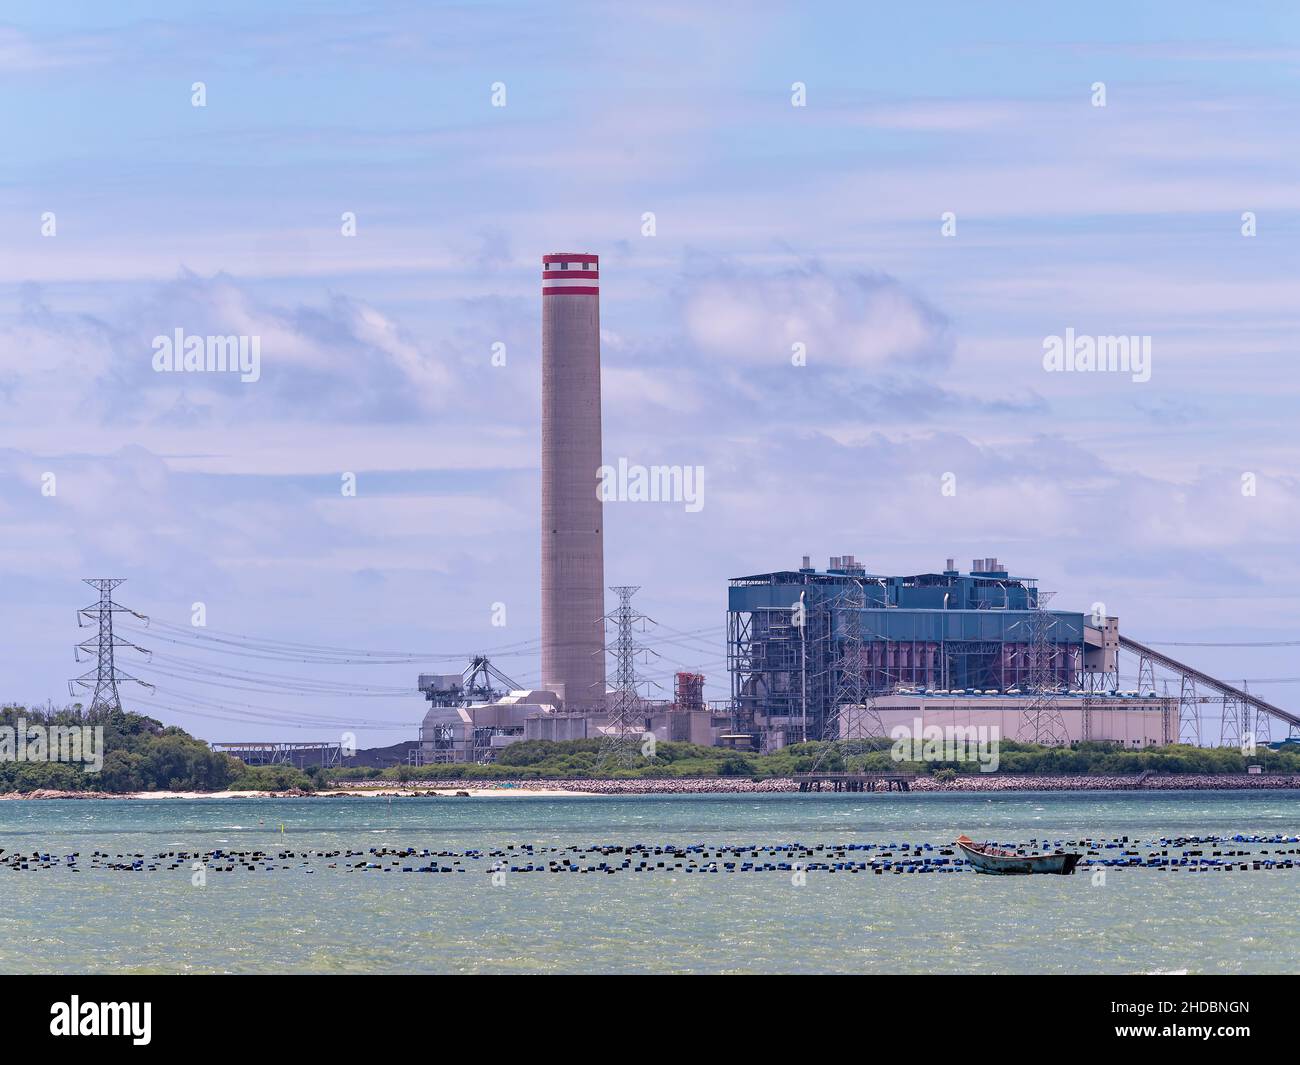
(0, 274, 456, 429)
(681, 266, 951, 368)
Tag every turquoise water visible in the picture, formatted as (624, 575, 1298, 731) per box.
(2, 791, 1298, 974)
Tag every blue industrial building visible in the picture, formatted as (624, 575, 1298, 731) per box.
(727, 555, 1096, 742)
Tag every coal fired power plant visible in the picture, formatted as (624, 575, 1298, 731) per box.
(408, 251, 1300, 766)
(540, 253, 607, 712)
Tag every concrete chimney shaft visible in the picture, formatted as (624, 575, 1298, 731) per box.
(540, 253, 607, 711)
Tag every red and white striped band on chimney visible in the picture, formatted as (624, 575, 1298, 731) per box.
(542, 253, 599, 296)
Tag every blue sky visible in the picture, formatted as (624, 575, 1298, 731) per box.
(2, 2, 1299, 744)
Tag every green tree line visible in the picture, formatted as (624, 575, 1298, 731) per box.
(319, 737, 1300, 783)
(0, 704, 316, 793)
(6, 705, 1297, 793)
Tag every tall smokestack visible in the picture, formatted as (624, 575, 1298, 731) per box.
(541, 252, 606, 711)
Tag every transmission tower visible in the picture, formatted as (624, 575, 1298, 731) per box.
(809, 578, 884, 773)
(598, 586, 658, 767)
(1016, 590, 1070, 745)
(68, 579, 154, 713)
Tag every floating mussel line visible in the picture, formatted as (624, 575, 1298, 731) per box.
(4, 835, 1300, 875)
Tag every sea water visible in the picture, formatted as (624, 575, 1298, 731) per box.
(2, 790, 1297, 974)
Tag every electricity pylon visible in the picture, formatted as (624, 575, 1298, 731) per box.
(69, 579, 154, 713)
(810, 578, 884, 774)
(1016, 590, 1070, 745)
(598, 585, 658, 767)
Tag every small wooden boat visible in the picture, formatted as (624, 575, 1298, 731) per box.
(956, 834, 1081, 875)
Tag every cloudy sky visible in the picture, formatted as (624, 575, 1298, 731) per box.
(2, 1, 1298, 744)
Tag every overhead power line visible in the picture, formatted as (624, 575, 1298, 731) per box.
(121, 618, 545, 663)
(1145, 640, 1300, 648)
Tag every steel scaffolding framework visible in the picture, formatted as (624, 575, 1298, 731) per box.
(1249, 682, 1272, 747)
(1177, 675, 1201, 747)
(1122, 636, 1300, 747)
(211, 741, 344, 768)
(728, 594, 835, 744)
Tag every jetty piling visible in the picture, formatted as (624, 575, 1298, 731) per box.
(794, 772, 915, 793)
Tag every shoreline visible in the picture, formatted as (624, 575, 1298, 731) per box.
(4, 773, 1300, 799)
(0, 786, 602, 801)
